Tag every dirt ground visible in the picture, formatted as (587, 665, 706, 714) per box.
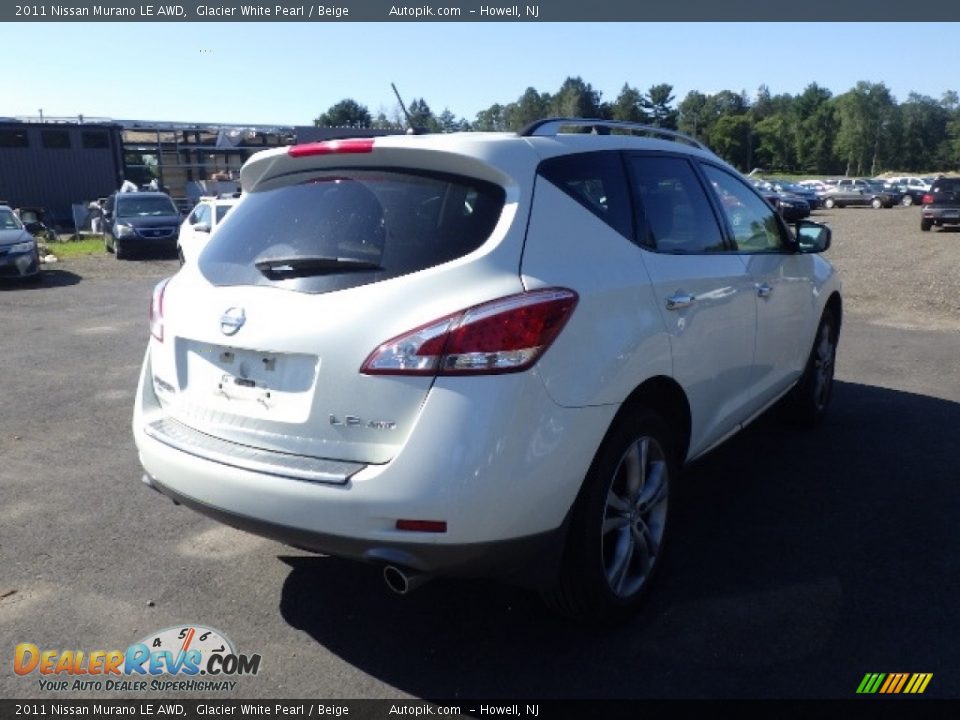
(819, 204, 960, 332)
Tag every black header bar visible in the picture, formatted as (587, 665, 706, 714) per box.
(5, 0, 960, 22)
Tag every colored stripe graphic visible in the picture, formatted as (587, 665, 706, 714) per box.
(856, 673, 885, 694)
(857, 673, 932, 694)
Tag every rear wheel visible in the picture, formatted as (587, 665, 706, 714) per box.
(544, 408, 675, 622)
(921, 219, 932, 232)
(902, 194, 914, 207)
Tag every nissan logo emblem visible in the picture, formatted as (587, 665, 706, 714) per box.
(220, 307, 246, 336)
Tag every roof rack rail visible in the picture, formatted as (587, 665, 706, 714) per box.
(519, 117, 710, 152)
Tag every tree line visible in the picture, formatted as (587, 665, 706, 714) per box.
(315, 77, 960, 175)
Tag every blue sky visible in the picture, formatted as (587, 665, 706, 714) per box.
(6, 22, 960, 126)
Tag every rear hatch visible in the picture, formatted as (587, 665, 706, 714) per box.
(148, 137, 535, 465)
(928, 179, 960, 208)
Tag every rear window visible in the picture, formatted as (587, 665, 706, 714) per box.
(932, 179, 960, 193)
(199, 169, 505, 294)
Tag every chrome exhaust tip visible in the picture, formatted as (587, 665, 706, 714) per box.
(383, 565, 430, 595)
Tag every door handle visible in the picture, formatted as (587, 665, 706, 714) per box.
(756, 282, 773, 299)
(665, 293, 695, 311)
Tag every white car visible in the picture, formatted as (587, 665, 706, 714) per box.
(134, 120, 841, 619)
(177, 195, 240, 265)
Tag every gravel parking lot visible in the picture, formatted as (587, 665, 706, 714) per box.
(822, 203, 960, 332)
(2, 206, 959, 701)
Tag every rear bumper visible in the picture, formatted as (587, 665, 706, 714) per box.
(922, 208, 960, 225)
(133, 350, 616, 583)
(142, 471, 567, 586)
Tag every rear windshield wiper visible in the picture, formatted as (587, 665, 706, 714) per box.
(254, 255, 383, 278)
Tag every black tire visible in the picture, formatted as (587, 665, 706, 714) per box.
(824, 198, 836, 209)
(921, 219, 932, 232)
(902, 194, 914, 207)
(782, 309, 838, 427)
(871, 197, 883, 209)
(543, 408, 676, 622)
(114, 237, 126, 260)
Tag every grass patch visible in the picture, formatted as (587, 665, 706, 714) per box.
(50, 235, 105, 259)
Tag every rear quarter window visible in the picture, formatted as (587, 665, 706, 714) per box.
(199, 169, 505, 294)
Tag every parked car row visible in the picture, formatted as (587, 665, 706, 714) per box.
(796, 175, 940, 208)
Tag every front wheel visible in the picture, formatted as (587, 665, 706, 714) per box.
(782, 309, 838, 427)
(824, 198, 836, 209)
(871, 197, 883, 209)
(544, 408, 676, 621)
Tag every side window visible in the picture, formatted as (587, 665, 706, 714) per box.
(626, 154, 726, 253)
(537, 151, 633, 240)
(701, 165, 788, 253)
(187, 206, 203, 225)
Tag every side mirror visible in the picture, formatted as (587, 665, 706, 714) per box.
(794, 220, 831, 253)
(24, 221, 45, 235)
(194, 222, 211, 233)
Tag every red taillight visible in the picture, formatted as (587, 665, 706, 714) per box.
(396, 519, 447, 533)
(361, 288, 579, 376)
(149, 278, 170, 342)
(287, 138, 375, 158)
(921, 193, 934, 205)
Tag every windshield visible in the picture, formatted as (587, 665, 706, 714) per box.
(116, 196, 178, 218)
(200, 168, 505, 294)
(0, 209, 23, 230)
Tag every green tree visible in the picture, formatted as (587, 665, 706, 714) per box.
(407, 98, 441, 133)
(551, 77, 603, 118)
(677, 91, 710, 140)
(709, 115, 752, 169)
(610, 83, 647, 123)
(833, 81, 895, 176)
(474, 103, 507, 131)
(437, 109, 471, 133)
(792, 84, 837, 173)
(503, 87, 552, 130)
(314, 99, 372, 128)
(642, 84, 678, 129)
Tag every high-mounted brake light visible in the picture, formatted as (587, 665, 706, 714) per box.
(149, 278, 170, 342)
(287, 138, 375, 158)
(361, 288, 578, 376)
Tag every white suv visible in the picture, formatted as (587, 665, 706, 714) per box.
(177, 194, 241, 265)
(134, 119, 841, 619)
